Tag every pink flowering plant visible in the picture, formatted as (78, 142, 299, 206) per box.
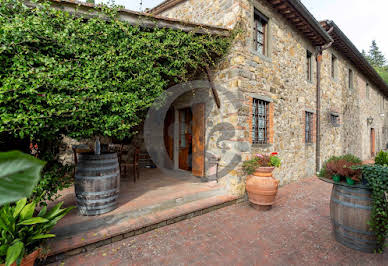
(242, 153, 281, 175)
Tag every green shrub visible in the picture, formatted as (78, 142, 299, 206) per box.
(319, 154, 362, 180)
(375, 150, 388, 166)
(242, 154, 281, 175)
(0, 198, 74, 265)
(358, 165, 388, 253)
(30, 162, 73, 205)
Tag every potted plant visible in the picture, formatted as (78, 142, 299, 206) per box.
(0, 151, 74, 265)
(318, 153, 387, 253)
(0, 198, 74, 266)
(242, 153, 281, 209)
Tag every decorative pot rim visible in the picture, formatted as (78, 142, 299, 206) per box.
(254, 167, 275, 173)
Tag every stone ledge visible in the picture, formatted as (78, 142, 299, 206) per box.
(45, 195, 244, 264)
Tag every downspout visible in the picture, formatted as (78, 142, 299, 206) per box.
(315, 27, 334, 173)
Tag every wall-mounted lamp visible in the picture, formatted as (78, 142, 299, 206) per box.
(367, 116, 374, 125)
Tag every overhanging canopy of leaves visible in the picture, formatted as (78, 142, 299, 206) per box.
(0, 0, 231, 140)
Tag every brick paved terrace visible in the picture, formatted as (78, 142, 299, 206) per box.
(47, 177, 387, 265)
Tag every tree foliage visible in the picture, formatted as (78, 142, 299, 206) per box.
(0, 0, 231, 142)
(363, 40, 388, 84)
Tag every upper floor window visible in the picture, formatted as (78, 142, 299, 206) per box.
(331, 54, 337, 79)
(306, 50, 312, 81)
(366, 82, 370, 99)
(252, 98, 269, 144)
(305, 112, 313, 143)
(348, 69, 353, 89)
(254, 9, 268, 56)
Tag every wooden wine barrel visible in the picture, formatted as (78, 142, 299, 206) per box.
(330, 184, 378, 253)
(75, 152, 120, 216)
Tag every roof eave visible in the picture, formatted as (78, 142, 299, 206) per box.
(266, 0, 332, 46)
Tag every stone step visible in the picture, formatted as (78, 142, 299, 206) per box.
(47, 190, 241, 262)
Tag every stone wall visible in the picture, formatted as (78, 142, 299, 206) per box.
(155, 0, 388, 193)
(159, 0, 240, 29)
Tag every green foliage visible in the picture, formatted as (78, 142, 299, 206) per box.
(270, 156, 281, 168)
(0, 151, 45, 206)
(375, 150, 388, 166)
(0, 0, 231, 205)
(242, 159, 260, 175)
(318, 154, 362, 181)
(0, 0, 231, 141)
(376, 66, 388, 85)
(363, 40, 388, 84)
(242, 154, 281, 175)
(359, 165, 388, 252)
(365, 40, 386, 68)
(0, 198, 74, 265)
(30, 162, 73, 205)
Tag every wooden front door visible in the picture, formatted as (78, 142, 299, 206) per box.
(192, 103, 205, 177)
(371, 128, 376, 158)
(179, 108, 192, 171)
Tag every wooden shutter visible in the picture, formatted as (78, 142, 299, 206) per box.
(192, 103, 205, 177)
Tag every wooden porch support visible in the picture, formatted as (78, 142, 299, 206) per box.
(206, 66, 221, 109)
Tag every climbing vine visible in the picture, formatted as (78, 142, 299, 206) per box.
(0, 0, 231, 141)
(360, 165, 388, 253)
(0, 0, 232, 201)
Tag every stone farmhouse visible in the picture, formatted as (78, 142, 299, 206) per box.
(51, 0, 388, 196)
(145, 0, 388, 194)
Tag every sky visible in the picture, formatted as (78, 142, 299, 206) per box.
(96, 0, 388, 58)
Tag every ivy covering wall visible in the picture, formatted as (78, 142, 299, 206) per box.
(0, 0, 231, 141)
(0, 0, 231, 201)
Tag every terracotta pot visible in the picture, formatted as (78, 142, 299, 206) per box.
(1, 249, 40, 266)
(246, 167, 279, 207)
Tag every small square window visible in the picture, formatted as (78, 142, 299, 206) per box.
(330, 113, 340, 127)
(307, 50, 312, 81)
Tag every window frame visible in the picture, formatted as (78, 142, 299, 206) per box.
(254, 9, 268, 56)
(348, 68, 353, 89)
(306, 50, 313, 82)
(252, 98, 270, 145)
(331, 54, 337, 79)
(305, 111, 314, 144)
(330, 113, 340, 127)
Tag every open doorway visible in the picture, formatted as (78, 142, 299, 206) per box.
(164, 103, 205, 177)
(178, 108, 193, 171)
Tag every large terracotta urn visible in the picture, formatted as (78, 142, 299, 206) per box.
(246, 167, 279, 207)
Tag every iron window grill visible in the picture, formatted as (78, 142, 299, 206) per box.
(305, 112, 313, 143)
(254, 10, 268, 55)
(252, 99, 269, 144)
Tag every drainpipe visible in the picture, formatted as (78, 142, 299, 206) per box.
(315, 27, 334, 173)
